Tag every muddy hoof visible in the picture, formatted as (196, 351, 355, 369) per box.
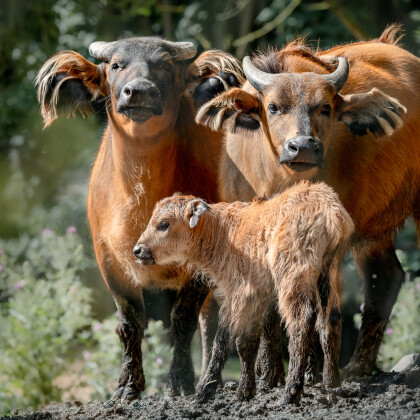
(257, 369, 285, 389)
(305, 369, 322, 386)
(193, 382, 218, 404)
(341, 361, 373, 379)
(236, 385, 256, 401)
(281, 386, 302, 405)
(165, 382, 195, 398)
(112, 385, 142, 403)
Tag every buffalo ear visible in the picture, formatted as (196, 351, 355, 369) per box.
(338, 88, 407, 138)
(188, 199, 210, 229)
(196, 88, 261, 132)
(35, 51, 106, 127)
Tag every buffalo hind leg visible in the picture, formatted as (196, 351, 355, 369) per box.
(236, 327, 261, 401)
(255, 303, 285, 388)
(166, 275, 211, 397)
(112, 288, 146, 402)
(194, 324, 232, 404)
(343, 243, 404, 378)
(197, 290, 221, 389)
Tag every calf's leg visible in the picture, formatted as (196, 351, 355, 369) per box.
(197, 290, 221, 389)
(236, 327, 261, 401)
(282, 301, 316, 405)
(343, 243, 404, 378)
(166, 275, 211, 397)
(194, 324, 232, 404)
(255, 302, 285, 388)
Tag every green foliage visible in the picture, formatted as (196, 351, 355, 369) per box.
(83, 316, 172, 400)
(0, 229, 93, 410)
(378, 278, 420, 370)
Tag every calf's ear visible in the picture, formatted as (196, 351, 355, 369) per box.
(188, 199, 210, 229)
(338, 88, 407, 138)
(35, 51, 106, 127)
(196, 88, 261, 132)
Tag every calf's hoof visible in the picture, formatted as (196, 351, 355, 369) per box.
(236, 384, 256, 401)
(193, 381, 218, 404)
(281, 386, 303, 405)
(305, 369, 322, 386)
(257, 367, 285, 389)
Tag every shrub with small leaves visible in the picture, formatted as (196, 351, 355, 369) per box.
(0, 229, 93, 410)
(82, 315, 172, 399)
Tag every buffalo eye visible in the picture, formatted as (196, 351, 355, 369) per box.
(268, 103, 280, 114)
(111, 62, 120, 71)
(161, 61, 172, 72)
(321, 103, 331, 115)
(157, 221, 170, 231)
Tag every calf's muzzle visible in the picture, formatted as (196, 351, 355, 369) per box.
(279, 135, 324, 172)
(133, 244, 156, 265)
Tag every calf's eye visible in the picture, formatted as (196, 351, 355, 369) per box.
(111, 62, 120, 71)
(157, 221, 170, 231)
(321, 103, 331, 115)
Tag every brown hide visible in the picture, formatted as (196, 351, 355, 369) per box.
(206, 33, 420, 246)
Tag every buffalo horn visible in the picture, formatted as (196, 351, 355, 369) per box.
(322, 57, 349, 93)
(242, 56, 278, 93)
(89, 41, 115, 61)
(170, 41, 197, 61)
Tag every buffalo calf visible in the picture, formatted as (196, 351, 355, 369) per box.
(134, 181, 354, 404)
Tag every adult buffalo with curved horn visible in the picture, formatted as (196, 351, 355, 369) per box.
(196, 25, 420, 401)
(36, 37, 243, 402)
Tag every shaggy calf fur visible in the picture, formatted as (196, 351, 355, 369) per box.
(134, 181, 354, 404)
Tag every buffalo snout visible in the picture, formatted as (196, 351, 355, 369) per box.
(133, 244, 155, 265)
(117, 77, 163, 122)
(279, 136, 324, 172)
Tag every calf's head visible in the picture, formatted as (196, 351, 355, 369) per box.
(133, 195, 210, 266)
(36, 37, 197, 130)
(197, 54, 406, 176)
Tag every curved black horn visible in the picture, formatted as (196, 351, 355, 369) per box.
(242, 56, 278, 93)
(323, 57, 349, 93)
(89, 41, 115, 61)
(169, 41, 197, 61)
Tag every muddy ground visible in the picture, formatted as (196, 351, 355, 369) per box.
(4, 367, 420, 420)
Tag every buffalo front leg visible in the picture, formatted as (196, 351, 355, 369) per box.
(166, 275, 211, 397)
(343, 243, 405, 378)
(255, 302, 285, 388)
(112, 289, 146, 402)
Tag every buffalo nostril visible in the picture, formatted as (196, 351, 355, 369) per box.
(123, 87, 131, 97)
(288, 143, 298, 153)
(133, 246, 142, 258)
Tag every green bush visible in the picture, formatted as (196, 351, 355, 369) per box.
(83, 315, 172, 400)
(0, 229, 93, 410)
(377, 277, 420, 370)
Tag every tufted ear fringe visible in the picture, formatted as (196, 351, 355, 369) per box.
(35, 51, 102, 127)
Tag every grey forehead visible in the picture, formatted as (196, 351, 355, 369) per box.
(109, 37, 175, 61)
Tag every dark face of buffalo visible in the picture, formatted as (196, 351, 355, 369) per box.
(196, 56, 406, 177)
(89, 38, 196, 124)
(242, 56, 349, 173)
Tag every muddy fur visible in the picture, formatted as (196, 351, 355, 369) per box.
(135, 181, 354, 404)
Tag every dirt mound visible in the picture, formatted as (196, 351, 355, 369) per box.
(5, 368, 420, 420)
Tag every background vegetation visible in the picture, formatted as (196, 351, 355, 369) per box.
(0, 0, 419, 411)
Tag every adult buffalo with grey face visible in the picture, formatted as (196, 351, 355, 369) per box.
(36, 37, 242, 401)
(197, 26, 420, 383)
